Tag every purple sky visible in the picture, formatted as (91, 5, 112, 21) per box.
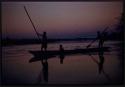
(2, 1, 123, 39)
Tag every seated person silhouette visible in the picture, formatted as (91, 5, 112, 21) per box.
(59, 45, 65, 64)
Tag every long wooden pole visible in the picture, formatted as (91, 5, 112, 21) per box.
(24, 6, 41, 41)
(86, 27, 108, 48)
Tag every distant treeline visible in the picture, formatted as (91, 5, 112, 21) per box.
(2, 38, 95, 46)
(109, 12, 124, 41)
(2, 35, 123, 46)
(2, 26, 123, 46)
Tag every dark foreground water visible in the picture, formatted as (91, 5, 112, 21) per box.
(2, 41, 123, 85)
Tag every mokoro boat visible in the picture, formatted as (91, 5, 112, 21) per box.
(29, 47, 110, 62)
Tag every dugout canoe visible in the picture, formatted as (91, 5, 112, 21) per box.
(29, 47, 110, 62)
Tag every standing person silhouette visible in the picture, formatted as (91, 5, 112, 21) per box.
(39, 32, 48, 51)
(97, 31, 107, 48)
(97, 31, 102, 48)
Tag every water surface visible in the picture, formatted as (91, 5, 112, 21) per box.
(2, 41, 123, 85)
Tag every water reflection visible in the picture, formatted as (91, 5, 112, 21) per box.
(41, 60, 48, 83)
(30, 48, 66, 83)
(28, 45, 116, 84)
(34, 50, 66, 84)
(88, 50, 111, 81)
(37, 51, 49, 84)
(2, 41, 123, 84)
(59, 54, 65, 64)
(98, 50, 104, 74)
(30, 47, 112, 84)
(41, 52, 48, 83)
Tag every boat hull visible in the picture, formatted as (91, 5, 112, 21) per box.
(29, 47, 110, 62)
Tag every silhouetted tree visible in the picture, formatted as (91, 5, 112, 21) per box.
(110, 13, 123, 40)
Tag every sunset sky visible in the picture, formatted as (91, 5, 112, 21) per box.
(2, 1, 123, 39)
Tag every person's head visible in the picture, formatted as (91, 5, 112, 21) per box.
(97, 31, 100, 34)
(43, 32, 46, 35)
(97, 31, 100, 36)
(60, 45, 62, 48)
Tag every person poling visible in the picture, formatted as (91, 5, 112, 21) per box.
(38, 32, 48, 51)
(97, 31, 107, 48)
(24, 6, 48, 51)
(86, 27, 108, 48)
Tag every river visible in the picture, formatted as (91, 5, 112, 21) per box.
(2, 41, 123, 85)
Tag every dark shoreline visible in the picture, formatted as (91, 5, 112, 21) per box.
(2, 38, 123, 47)
(2, 38, 93, 46)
